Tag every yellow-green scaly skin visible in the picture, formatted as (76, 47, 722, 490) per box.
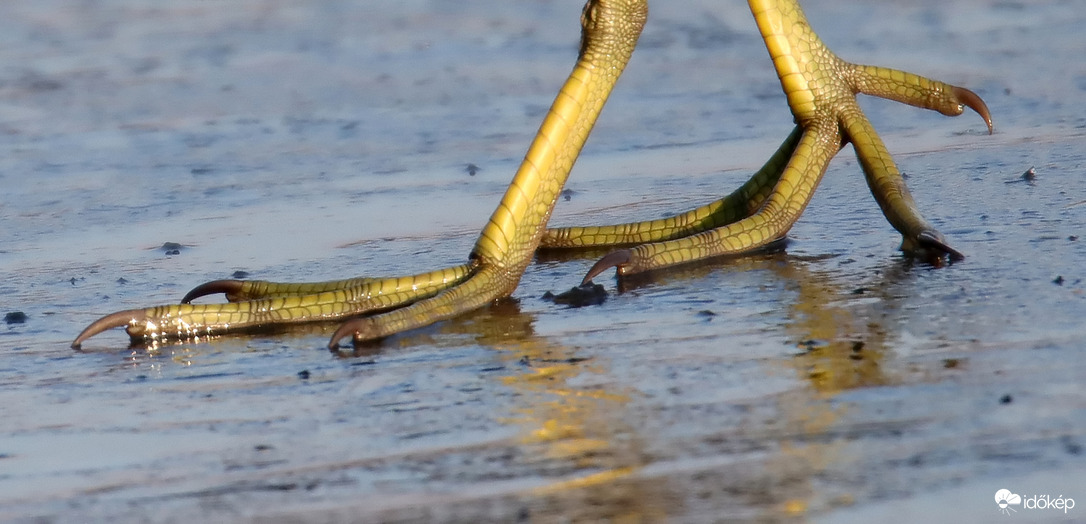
(579, 0, 989, 277)
(326, 0, 648, 344)
(540, 126, 804, 248)
(72, 0, 989, 349)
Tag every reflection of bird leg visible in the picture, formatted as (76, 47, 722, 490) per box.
(73, 0, 990, 350)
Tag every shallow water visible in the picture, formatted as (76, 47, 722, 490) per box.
(2, 0, 1085, 522)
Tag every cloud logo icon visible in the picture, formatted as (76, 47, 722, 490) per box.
(996, 489, 1022, 515)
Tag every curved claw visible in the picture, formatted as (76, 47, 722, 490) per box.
(327, 317, 378, 350)
(951, 86, 993, 135)
(181, 280, 246, 304)
(916, 230, 965, 263)
(581, 249, 632, 285)
(72, 309, 146, 349)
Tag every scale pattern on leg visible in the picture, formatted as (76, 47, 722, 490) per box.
(540, 126, 802, 248)
(184, 277, 384, 303)
(473, 0, 648, 265)
(841, 107, 963, 259)
(72, 263, 475, 347)
(329, 265, 518, 346)
(74, 0, 992, 349)
(846, 64, 992, 132)
(580, 0, 848, 279)
(580, 0, 991, 279)
(585, 121, 839, 278)
(329, 0, 649, 346)
(182, 265, 473, 304)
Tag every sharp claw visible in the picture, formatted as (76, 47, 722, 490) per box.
(916, 231, 965, 262)
(72, 309, 146, 349)
(582, 249, 632, 285)
(951, 86, 993, 135)
(181, 280, 246, 304)
(328, 318, 375, 350)
(327, 325, 349, 350)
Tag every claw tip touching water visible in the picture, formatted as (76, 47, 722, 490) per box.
(582, 249, 632, 285)
(951, 86, 993, 135)
(328, 317, 378, 350)
(917, 231, 965, 263)
(71, 309, 145, 349)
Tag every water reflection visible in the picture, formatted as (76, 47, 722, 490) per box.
(101, 249, 929, 520)
(607, 250, 922, 393)
(780, 260, 895, 394)
(773, 256, 927, 516)
(434, 299, 672, 521)
(577, 250, 925, 517)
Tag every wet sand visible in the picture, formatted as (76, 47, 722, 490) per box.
(2, 0, 1085, 522)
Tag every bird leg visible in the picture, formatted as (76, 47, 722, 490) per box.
(575, 0, 991, 280)
(73, 0, 990, 349)
(73, 0, 649, 349)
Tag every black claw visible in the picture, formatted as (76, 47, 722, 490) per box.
(917, 231, 965, 262)
(328, 318, 375, 350)
(327, 329, 348, 350)
(181, 280, 245, 304)
(582, 249, 632, 285)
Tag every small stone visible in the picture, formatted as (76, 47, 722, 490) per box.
(542, 282, 607, 307)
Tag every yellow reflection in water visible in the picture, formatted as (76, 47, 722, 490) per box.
(457, 254, 921, 520)
(778, 261, 894, 394)
(458, 299, 668, 521)
(769, 258, 919, 516)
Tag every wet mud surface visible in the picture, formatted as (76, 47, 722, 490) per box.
(2, 1, 1085, 522)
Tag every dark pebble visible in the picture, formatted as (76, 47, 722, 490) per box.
(542, 282, 606, 307)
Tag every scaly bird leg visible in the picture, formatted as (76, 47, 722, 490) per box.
(540, 126, 804, 249)
(73, 0, 649, 349)
(327, 0, 647, 347)
(72, 264, 476, 347)
(579, 0, 990, 279)
(74, 0, 991, 349)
